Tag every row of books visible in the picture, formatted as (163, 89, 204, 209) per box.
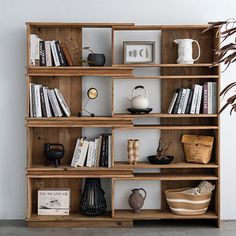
(71, 134, 112, 168)
(29, 83, 71, 118)
(30, 34, 73, 67)
(167, 82, 217, 114)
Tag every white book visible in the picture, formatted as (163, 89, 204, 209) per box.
(75, 140, 89, 167)
(190, 84, 199, 114)
(50, 89, 63, 117)
(167, 92, 178, 114)
(195, 85, 203, 114)
(86, 141, 95, 167)
(30, 34, 38, 66)
(91, 138, 98, 167)
(35, 37, 41, 66)
(50, 40, 60, 66)
(35, 84, 42, 117)
(212, 82, 217, 114)
(71, 139, 81, 167)
(177, 89, 187, 114)
(108, 135, 112, 168)
(38, 209, 69, 215)
(54, 88, 71, 117)
(48, 90, 58, 116)
(181, 88, 190, 114)
(43, 87, 52, 117)
(45, 41, 52, 66)
(208, 82, 213, 114)
(29, 83, 35, 117)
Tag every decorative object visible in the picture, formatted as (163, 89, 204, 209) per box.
(77, 87, 98, 117)
(127, 85, 150, 110)
(38, 188, 70, 215)
(203, 19, 236, 114)
(174, 39, 201, 64)
(80, 178, 107, 216)
(44, 143, 64, 167)
(127, 107, 153, 115)
(127, 139, 139, 165)
(181, 135, 214, 164)
(82, 47, 106, 66)
(128, 188, 147, 213)
(165, 181, 215, 216)
(123, 41, 155, 64)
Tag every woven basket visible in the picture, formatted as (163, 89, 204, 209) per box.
(181, 135, 214, 164)
(165, 187, 212, 216)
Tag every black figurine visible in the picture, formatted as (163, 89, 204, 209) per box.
(44, 143, 64, 167)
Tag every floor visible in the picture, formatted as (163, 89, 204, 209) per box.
(0, 221, 235, 236)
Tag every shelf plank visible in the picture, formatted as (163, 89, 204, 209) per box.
(113, 113, 218, 118)
(25, 116, 133, 128)
(114, 75, 219, 79)
(114, 162, 219, 169)
(26, 66, 133, 77)
(113, 210, 218, 220)
(113, 173, 218, 180)
(113, 25, 211, 30)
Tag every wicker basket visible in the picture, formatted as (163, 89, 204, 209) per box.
(165, 187, 212, 216)
(181, 135, 214, 164)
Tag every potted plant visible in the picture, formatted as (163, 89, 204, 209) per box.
(203, 19, 236, 114)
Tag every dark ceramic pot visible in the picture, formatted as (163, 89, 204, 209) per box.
(44, 143, 64, 167)
(87, 53, 106, 66)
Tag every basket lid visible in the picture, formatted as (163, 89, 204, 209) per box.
(181, 135, 214, 145)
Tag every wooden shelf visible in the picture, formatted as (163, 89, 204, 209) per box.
(26, 66, 133, 77)
(25, 116, 133, 127)
(112, 25, 211, 30)
(113, 75, 219, 79)
(114, 162, 219, 169)
(113, 173, 218, 181)
(113, 113, 218, 118)
(113, 210, 218, 220)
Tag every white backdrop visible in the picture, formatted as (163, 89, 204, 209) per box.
(0, 0, 236, 220)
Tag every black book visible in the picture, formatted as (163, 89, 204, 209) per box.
(40, 87, 47, 117)
(55, 41, 67, 66)
(39, 41, 46, 66)
(104, 135, 109, 167)
(99, 134, 107, 167)
(185, 89, 194, 114)
(172, 88, 182, 114)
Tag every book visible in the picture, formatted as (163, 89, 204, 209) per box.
(181, 88, 190, 114)
(54, 88, 71, 117)
(104, 135, 109, 167)
(190, 84, 199, 114)
(75, 140, 89, 167)
(91, 138, 99, 167)
(195, 85, 203, 114)
(203, 83, 208, 114)
(85, 141, 95, 167)
(177, 88, 187, 114)
(40, 86, 47, 117)
(55, 41, 67, 66)
(108, 134, 112, 168)
(71, 139, 81, 167)
(35, 37, 41, 66)
(96, 135, 103, 167)
(29, 83, 36, 117)
(167, 92, 178, 114)
(185, 89, 194, 114)
(39, 41, 46, 66)
(30, 34, 38, 66)
(50, 41, 60, 66)
(60, 43, 73, 66)
(43, 87, 52, 117)
(212, 82, 217, 114)
(35, 84, 42, 117)
(208, 82, 213, 114)
(47, 89, 59, 117)
(50, 89, 63, 117)
(45, 41, 52, 66)
(172, 88, 182, 114)
(99, 134, 107, 167)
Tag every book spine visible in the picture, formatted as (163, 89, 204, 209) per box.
(30, 34, 37, 66)
(71, 139, 81, 167)
(185, 89, 194, 114)
(35, 85, 42, 117)
(55, 41, 67, 66)
(108, 134, 112, 168)
(47, 90, 58, 117)
(167, 92, 178, 114)
(38, 209, 69, 216)
(203, 83, 208, 114)
(85, 141, 94, 167)
(212, 82, 217, 114)
(54, 89, 71, 117)
(43, 87, 52, 117)
(177, 88, 187, 114)
(190, 85, 199, 114)
(51, 90, 63, 117)
(195, 85, 203, 114)
(181, 89, 190, 114)
(172, 88, 182, 114)
(39, 41, 46, 66)
(76, 141, 89, 167)
(45, 41, 52, 66)
(99, 135, 106, 167)
(35, 37, 40, 66)
(40, 87, 47, 117)
(60, 43, 73, 66)
(104, 135, 108, 167)
(29, 83, 35, 117)
(96, 136, 102, 167)
(208, 82, 213, 114)
(50, 41, 60, 66)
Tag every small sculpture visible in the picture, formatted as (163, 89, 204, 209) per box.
(127, 139, 139, 165)
(128, 188, 147, 213)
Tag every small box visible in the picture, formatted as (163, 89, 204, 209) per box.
(38, 188, 70, 215)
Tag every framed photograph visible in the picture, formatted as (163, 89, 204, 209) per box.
(123, 41, 156, 64)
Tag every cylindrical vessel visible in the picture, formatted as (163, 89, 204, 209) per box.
(128, 188, 147, 213)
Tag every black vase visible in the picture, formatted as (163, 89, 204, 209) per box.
(87, 53, 106, 66)
(80, 178, 107, 216)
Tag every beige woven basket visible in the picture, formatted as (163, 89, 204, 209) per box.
(181, 135, 214, 164)
(165, 187, 212, 216)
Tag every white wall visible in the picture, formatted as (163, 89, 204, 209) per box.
(0, 0, 236, 220)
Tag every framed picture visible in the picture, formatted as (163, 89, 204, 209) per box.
(123, 41, 156, 64)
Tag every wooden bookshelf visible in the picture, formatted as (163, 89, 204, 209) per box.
(26, 22, 221, 228)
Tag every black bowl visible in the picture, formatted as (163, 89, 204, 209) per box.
(87, 53, 106, 66)
(147, 155, 174, 164)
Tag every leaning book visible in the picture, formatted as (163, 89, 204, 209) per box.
(38, 188, 70, 215)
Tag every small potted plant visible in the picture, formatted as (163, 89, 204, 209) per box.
(82, 47, 106, 67)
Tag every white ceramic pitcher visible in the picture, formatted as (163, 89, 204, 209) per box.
(174, 39, 201, 64)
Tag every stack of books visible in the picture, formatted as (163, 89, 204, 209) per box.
(167, 82, 217, 114)
(29, 83, 71, 118)
(71, 134, 112, 168)
(30, 34, 73, 67)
